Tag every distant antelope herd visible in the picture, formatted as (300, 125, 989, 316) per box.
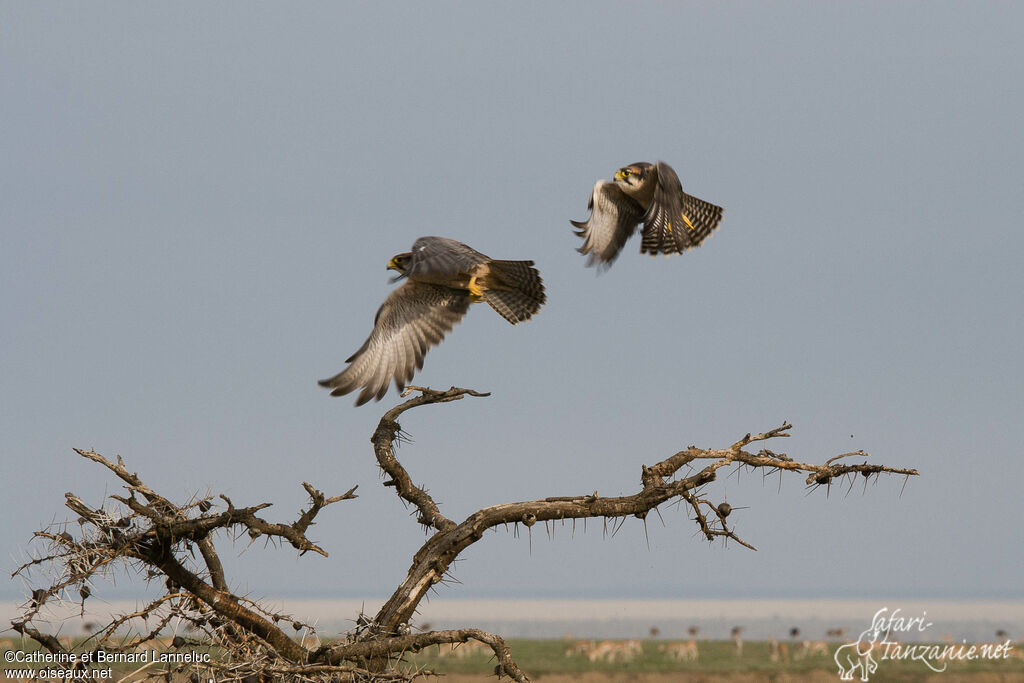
(564, 638, 696, 662)
(564, 639, 646, 662)
(556, 628, 1022, 667)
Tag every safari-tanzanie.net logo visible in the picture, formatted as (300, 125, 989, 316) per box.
(835, 607, 1016, 681)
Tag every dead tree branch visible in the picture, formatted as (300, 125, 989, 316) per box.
(12, 452, 360, 680)
(371, 385, 490, 533)
(13, 386, 917, 683)
(355, 387, 918, 651)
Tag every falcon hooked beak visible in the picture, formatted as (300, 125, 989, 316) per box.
(387, 253, 412, 282)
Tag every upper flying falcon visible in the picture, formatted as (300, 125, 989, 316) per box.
(571, 160, 724, 269)
(319, 236, 546, 405)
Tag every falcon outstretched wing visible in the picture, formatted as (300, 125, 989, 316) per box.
(640, 161, 723, 255)
(318, 280, 471, 405)
(571, 180, 645, 268)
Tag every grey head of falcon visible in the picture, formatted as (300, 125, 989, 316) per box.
(570, 160, 724, 269)
(319, 236, 546, 405)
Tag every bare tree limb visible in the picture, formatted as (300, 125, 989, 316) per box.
(321, 627, 527, 682)
(368, 390, 918, 636)
(371, 386, 489, 532)
(13, 386, 917, 683)
(13, 456, 364, 681)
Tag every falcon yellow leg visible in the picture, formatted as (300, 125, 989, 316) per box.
(468, 275, 485, 302)
(666, 220, 673, 234)
(681, 212, 696, 231)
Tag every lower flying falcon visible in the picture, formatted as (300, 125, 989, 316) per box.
(319, 236, 546, 405)
(571, 160, 724, 269)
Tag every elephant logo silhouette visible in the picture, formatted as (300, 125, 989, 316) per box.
(835, 614, 890, 681)
(834, 639, 880, 681)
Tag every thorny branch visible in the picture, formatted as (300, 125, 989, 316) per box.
(371, 385, 491, 533)
(11, 452, 364, 680)
(364, 387, 918, 647)
(12, 386, 918, 683)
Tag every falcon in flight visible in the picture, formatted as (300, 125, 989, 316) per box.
(571, 161, 724, 269)
(319, 236, 546, 405)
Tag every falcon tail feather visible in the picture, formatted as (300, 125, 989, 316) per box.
(640, 193, 724, 256)
(482, 260, 546, 324)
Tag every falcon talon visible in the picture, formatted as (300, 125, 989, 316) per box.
(467, 275, 485, 302)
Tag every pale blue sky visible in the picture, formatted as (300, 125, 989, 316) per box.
(3, 2, 1022, 606)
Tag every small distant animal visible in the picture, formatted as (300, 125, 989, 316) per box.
(769, 637, 790, 663)
(659, 640, 699, 661)
(795, 640, 829, 659)
(587, 639, 642, 663)
(564, 639, 595, 657)
(731, 626, 744, 656)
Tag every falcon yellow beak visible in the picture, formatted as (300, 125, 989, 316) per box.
(614, 170, 624, 181)
(387, 257, 398, 271)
